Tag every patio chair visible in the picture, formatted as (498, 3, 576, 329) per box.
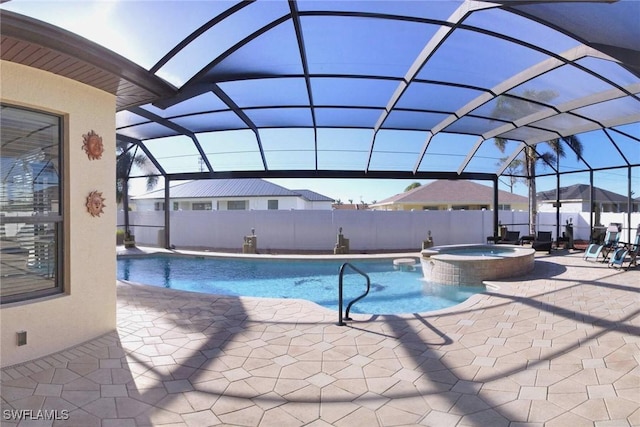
(608, 246, 628, 269)
(531, 231, 553, 253)
(584, 224, 620, 263)
(497, 231, 520, 245)
(620, 226, 640, 271)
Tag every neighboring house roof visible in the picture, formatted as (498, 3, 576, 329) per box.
(291, 189, 335, 202)
(537, 184, 629, 203)
(133, 178, 334, 202)
(372, 180, 528, 207)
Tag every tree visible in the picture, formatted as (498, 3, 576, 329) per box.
(116, 141, 158, 236)
(404, 182, 422, 192)
(492, 92, 583, 235)
(497, 156, 524, 193)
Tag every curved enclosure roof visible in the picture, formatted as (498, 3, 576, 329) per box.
(2, 0, 639, 185)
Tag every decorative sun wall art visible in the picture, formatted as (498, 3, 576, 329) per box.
(86, 191, 106, 217)
(82, 130, 104, 160)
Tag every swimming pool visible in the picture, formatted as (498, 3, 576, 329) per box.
(117, 254, 483, 315)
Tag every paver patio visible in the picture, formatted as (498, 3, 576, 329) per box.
(1, 251, 638, 426)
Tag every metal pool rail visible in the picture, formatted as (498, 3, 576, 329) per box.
(337, 262, 371, 326)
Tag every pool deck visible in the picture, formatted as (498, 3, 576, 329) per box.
(1, 249, 639, 426)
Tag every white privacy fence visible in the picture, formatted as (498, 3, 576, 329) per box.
(118, 210, 640, 252)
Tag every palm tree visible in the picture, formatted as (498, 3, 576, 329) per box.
(495, 135, 583, 235)
(492, 92, 583, 235)
(116, 141, 158, 237)
(497, 156, 524, 193)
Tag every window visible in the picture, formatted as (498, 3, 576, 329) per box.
(227, 200, 247, 210)
(268, 200, 278, 210)
(1, 105, 63, 304)
(497, 204, 512, 211)
(192, 202, 212, 210)
(173, 202, 179, 211)
(154, 202, 165, 211)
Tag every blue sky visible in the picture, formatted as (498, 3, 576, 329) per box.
(6, 1, 638, 203)
(122, 124, 638, 202)
(127, 162, 636, 204)
(266, 178, 436, 204)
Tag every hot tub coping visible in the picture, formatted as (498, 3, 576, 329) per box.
(421, 243, 535, 260)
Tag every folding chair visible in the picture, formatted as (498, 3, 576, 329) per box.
(497, 231, 520, 245)
(531, 231, 553, 253)
(623, 226, 640, 270)
(584, 224, 620, 263)
(608, 246, 628, 269)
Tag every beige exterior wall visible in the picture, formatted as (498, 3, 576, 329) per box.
(1, 61, 117, 367)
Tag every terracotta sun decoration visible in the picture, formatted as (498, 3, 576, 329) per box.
(82, 130, 104, 160)
(86, 191, 106, 217)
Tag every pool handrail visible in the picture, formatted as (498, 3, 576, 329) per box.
(337, 262, 371, 326)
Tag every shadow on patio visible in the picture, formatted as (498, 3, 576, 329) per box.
(1, 252, 638, 426)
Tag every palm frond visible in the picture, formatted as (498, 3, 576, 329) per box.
(494, 137, 508, 153)
(547, 138, 565, 159)
(561, 135, 583, 159)
(539, 151, 557, 168)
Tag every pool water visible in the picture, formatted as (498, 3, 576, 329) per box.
(437, 247, 516, 257)
(117, 255, 483, 315)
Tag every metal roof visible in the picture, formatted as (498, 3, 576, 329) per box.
(1, 0, 638, 185)
(290, 189, 335, 202)
(134, 178, 333, 201)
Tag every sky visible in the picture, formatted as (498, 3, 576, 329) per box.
(128, 164, 637, 205)
(270, 165, 637, 203)
(6, 0, 638, 203)
(127, 176, 442, 204)
(266, 178, 436, 204)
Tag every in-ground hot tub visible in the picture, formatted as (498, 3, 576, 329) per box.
(421, 244, 535, 286)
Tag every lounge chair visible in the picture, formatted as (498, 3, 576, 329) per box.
(608, 246, 628, 269)
(612, 226, 640, 270)
(626, 233, 640, 270)
(497, 231, 520, 245)
(584, 224, 620, 263)
(531, 231, 553, 253)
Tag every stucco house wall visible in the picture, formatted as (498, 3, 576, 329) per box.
(135, 196, 333, 211)
(0, 61, 116, 367)
(538, 201, 586, 213)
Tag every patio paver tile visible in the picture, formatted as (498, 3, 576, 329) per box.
(420, 410, 461, 427)
(1, 251, 638, 426)
(588, 384, 618, 399)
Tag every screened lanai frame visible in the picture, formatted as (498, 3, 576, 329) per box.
(1, 0, 638, 246)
